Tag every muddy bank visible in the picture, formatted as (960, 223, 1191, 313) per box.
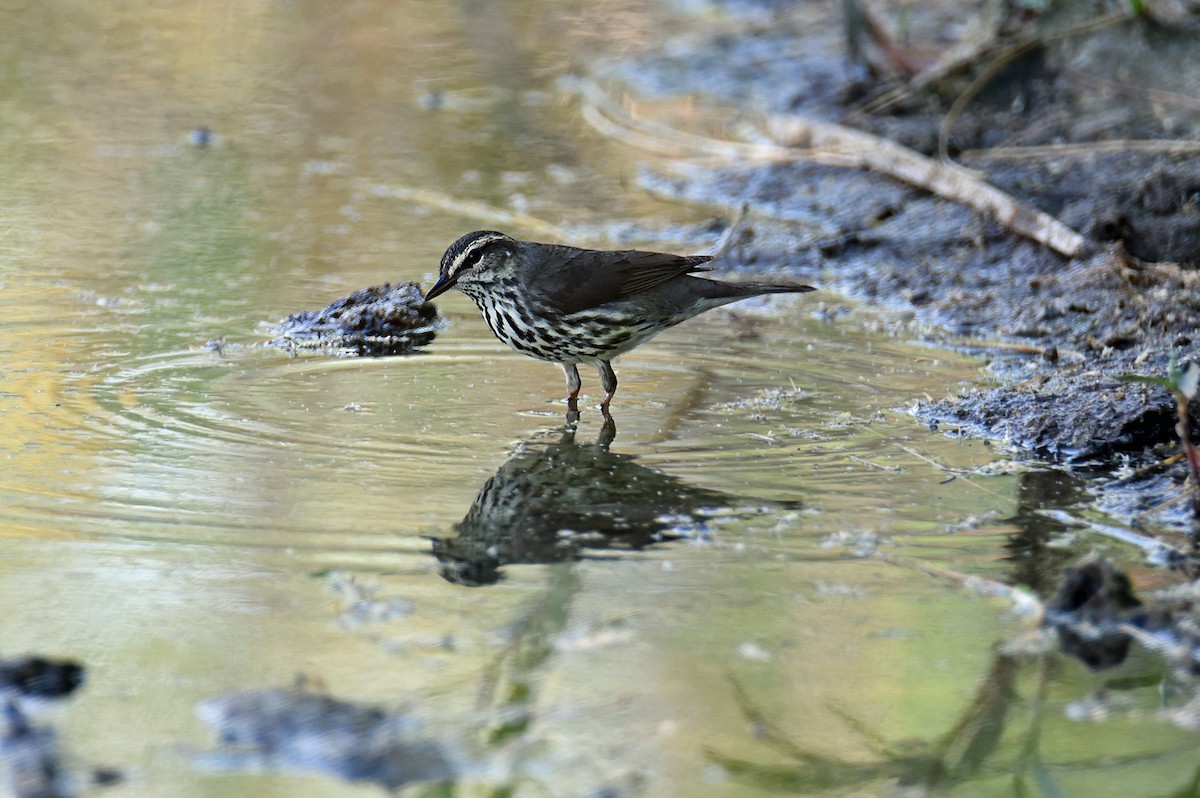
(581, 0, 1200, 532)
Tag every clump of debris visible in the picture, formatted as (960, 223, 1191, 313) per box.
(267, 282, 441, 357)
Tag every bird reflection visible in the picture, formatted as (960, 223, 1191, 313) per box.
(430, 411, 798, 586)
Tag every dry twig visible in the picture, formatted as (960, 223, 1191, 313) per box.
(962, 138, 1200, 161)
(936, 10, 1132, 166)
(765, 113, 1086, 257)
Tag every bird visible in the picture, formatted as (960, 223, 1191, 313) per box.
(423, 231, 816, 408)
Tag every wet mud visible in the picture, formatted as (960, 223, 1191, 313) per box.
(197, 686, 462, 791)
(1041, 555, 1200, 728)
(0, 655, 101, 798)
(584, 0, 1200, 532)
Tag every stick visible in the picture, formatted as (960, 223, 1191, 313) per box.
(576, 83, 1086, 258)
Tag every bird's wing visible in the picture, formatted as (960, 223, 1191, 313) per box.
(525, 244, 713, 315)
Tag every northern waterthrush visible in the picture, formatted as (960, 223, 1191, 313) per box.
(424, 231, 816, 408)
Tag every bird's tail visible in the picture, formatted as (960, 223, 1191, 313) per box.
(705, 280, 816, 299)
(738, 282, 816, 295)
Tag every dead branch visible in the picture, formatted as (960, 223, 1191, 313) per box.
(577, 82, 1085, 257)
(763, 112, 1086, 257)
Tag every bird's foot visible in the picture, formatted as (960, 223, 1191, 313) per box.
(564, 394, 581, 426)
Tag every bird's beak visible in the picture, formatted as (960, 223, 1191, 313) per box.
(423, 273, 457, 302)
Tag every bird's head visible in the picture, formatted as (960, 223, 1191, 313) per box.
(424, 231, 518, 302)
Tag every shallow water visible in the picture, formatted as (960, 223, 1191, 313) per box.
(1, 2, 1197, 796)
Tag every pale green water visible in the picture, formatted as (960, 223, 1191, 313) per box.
(1, 2, 1196, 797)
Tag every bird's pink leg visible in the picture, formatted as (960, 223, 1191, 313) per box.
(561, 364, 581, 409)
(597, 361, 618, 409)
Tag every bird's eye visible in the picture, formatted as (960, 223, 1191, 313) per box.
(456, 246, 489, 275)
